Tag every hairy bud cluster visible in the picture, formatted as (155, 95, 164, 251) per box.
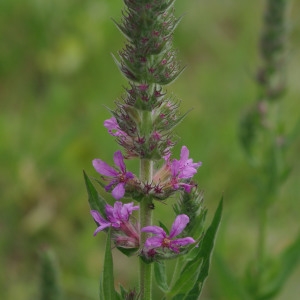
(114, 0, 183, 85)
(109, 0, 185, 160)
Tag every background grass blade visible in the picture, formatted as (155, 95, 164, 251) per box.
(39, 248, 63, 300)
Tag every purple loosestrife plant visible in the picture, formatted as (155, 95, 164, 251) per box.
(83, 1, 223, 299)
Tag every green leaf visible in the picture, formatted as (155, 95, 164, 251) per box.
(172, 295, 184, 300)
(100, 228, 116, 300)
(167, 259, 202, 297)
(100, 275, 105, 300)
(154, 261, 169, 293)
(183, 197, 223, 299)
(259, 232, 300, 299)
(83, 170, 106, 216)
(119, 284, 127, 298)
(116, 246, 139, 257)
(159, 221, 170, 235)
(39, 248, 63, 300)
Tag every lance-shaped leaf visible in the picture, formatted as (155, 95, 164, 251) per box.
(154, 261, 169, 293)
(83, 170, 106, 217)
(177, 197, 223, 299)
(100, 228, 116, 300)
(167, 259, 202, 298)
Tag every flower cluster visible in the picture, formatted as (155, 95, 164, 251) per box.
(91, 201, 195, 257)
(93, 144, 201, 201)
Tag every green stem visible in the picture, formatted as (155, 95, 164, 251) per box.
(255, 200, 268, 298)
(139, 159, 153, 300)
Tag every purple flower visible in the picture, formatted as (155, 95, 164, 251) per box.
(91, 201, 139, 236)
(169, 146, 201, 192)
(93, 151, 134, 200)
(141, 214, 195, 253)
(171, 146, 202, 179)
(104, 117, 127, 137)
(153, 146, 201, 194)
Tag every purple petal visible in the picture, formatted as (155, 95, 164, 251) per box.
(171, 237, 195, 247)
(188, 159, 202, 169)
(171, 160, 180, 177)
(112, 201, 123, 219)
(105, 204, 117, 223)
(180, 146, 189, 162)
(93, 159, 118, 177)
(144, 236, 164, 249)
(105, 204, 114, 216)
(90, 210, 107, 225)
(104, 117, 126, 137)
(179, 166, 197, 178)
(104, 117, 118, 130)
(141, 225, 166, 237)
(169, 214, 190, 238)
(90, 210, 111, 236)
(179, 161, 202, 178)
(163, 152, 171, 162)
(113, 151, 126, 173)
(122, 202, 139, 219)
(125, 171, 134, 180)
(93, 223, 111, 236)
(180, 183, 194, 193)
(105, 179, 118, 192)
(112, 182, 125, 200)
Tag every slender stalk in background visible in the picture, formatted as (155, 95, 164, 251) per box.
(239, 0, 300, 299)
(253, 1, 288, 294)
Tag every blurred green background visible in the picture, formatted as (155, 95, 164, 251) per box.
(1, 0, 299, 299)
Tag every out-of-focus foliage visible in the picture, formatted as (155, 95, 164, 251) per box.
(0, 0, 299, 299)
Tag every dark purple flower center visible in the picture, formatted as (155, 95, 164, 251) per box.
(162, 238, 171, 248)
